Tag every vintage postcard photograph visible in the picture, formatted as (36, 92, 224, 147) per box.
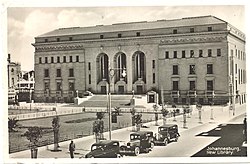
(2, 1, 249, 163)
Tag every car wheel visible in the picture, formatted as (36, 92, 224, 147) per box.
(116, 154, 122, 158)
(145, 148, 150, 153)
(174, 136, 179, 142)
(164, 139, 168, 146)
(150, 142, 154, 149)
(134, 147, 140, 156)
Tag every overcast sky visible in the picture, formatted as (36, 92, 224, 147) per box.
(7, 6, 245, 71)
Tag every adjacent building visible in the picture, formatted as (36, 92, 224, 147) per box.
(32, 15, 246, 106)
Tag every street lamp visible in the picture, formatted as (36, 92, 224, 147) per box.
(107, 67, 126, 140)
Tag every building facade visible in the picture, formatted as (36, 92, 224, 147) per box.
(32, 16, 246, 105)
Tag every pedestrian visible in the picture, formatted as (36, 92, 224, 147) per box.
(69, 140, 75, 158)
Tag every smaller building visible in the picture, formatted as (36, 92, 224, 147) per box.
(16, 71, 35, 102)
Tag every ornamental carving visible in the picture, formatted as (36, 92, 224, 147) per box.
(160, 36, 227, 44)
(35, 44, 84, 52)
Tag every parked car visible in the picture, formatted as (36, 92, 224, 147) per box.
(85, 140, 121, 158)
(120, 131, 154, 156)
(154, 124, 180, 146)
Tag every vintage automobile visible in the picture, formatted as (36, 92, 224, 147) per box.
(85, 140, 122, 158)
(120, 131, 154, 156)
(154, 124, 180, 146)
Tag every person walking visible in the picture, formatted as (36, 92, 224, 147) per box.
(69, 140, 75, 158)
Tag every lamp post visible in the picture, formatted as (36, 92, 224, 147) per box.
(210, 99, 214, 121)
(183, 108, 188, 129)
(107, 67, 126, 140)
(132, 90, 134, 98)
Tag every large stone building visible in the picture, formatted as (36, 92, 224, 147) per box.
(32, 15, 246, 105)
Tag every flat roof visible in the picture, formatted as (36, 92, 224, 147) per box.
(37, 15, 226, 38)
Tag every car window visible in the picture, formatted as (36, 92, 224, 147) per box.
(113, 142, 119, 147)
(91, 145, 103, 151)
(131, 134, 140, 140)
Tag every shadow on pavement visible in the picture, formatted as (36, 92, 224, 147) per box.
(192, 124, 247, 157)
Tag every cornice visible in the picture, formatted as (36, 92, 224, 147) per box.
(34, 44, 84, 52)
(33, 31, 229, 52)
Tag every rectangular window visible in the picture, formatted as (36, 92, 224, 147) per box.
(57, 38, 60, 42)
(70, 56, 73, 62)
(88, 62, 91, 70)
(190, 50, 194, 58)
(51, 57, 54, 63)
(199, 50, 203, 57)
(69, 82, 75, 91)
(153, 73, 155, 84)
(208, 49, 212, 57)
(189, 81, 196, 90)
(152, 60, 155, 69)
(63, 56, 66, 63)
(173, 51, 177, 58)
(45, 57, 48, 63)
(235, 64, 237, 74)
(56, 82, 62, 91)
(44, 69, 49, 77)
(173, 65, 178, 75)
(217, 49, 221, 56)
(208, 27, 212, 31)
(207, 64, 213, 74)
(45, 39, 48, 42)
(189, 65, 196, 74)
(69, 68, 74, 77)
(57, 56, 60, 63)
(76, 56, 79, 62)
(39, 57, 42, 64)
(44, 82, 49, 90)
(69, 37, 73, 41)
(165, 51, 169, 59)
(190, 28, 194, 33)
(136, 32, 140, 36)
(238, 50, 240, 59)
(118, 33, 122, 38)
(89, 74, 91, 84)
(173, 29, 177, 34)
(56, 69, 61, 77)
(100, 35, 104, 39)
(182, 51, 186, 58)
(207, 80, 213, 90)
(173, 81, 179, 90)
(238, 69, 240, 84)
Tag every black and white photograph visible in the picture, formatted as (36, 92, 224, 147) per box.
(1, 1, 249, 163)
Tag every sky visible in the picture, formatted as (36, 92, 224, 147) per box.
(7, 5, 245, 71)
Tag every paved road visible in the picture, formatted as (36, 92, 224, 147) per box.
(137, 113, 246, 157)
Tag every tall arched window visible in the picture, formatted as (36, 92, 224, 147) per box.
(115, 53, 127, 82)
(97, 53, 109, 82)
(133, 51, 146, 82)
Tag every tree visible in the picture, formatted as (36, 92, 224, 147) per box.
(51, 116, 61, 151)
(130, 108, 136, 131)
(153, 104, 159, 126)
(23, 126, 43, 158)
(161, 108, 169, 125)
(93, 112, 105, 142)
(8, 117, 19, 132)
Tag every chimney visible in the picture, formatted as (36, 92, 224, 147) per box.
(7, 54, 11, 63)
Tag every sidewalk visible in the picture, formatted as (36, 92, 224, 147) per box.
(9, 104, 246, 158)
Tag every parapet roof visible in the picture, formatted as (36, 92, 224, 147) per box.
(38, 15, 227, 38)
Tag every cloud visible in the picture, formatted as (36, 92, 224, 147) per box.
(23, 10, 57, 37)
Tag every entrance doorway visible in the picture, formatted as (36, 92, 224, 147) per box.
(118, 86, 124, 94)
(148, 95, 155, 103)
(137, 85, 143, 94)
(101, 86, 107, 94)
